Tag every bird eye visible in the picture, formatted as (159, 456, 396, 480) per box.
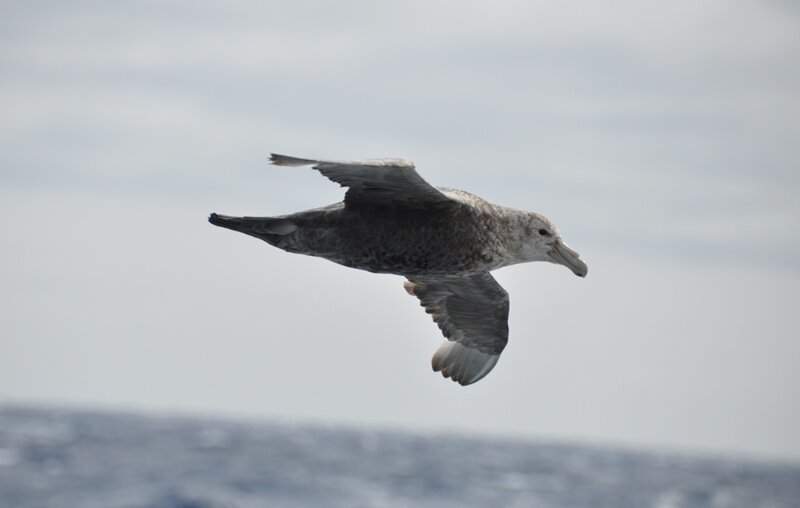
(538, 229, 551, 237)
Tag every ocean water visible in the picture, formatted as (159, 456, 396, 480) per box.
(0, 407, 798, 508)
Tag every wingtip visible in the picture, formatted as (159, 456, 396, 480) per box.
(269, 153, 318, 167)
(435, 366, 480, 386)
(431, 341, 499, 386)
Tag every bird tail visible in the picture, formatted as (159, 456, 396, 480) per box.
(209, 213, 298, 238)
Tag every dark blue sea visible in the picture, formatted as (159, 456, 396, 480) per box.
(1, 406, 798, 508)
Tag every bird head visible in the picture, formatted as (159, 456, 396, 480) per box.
(521, 214, 588, 277)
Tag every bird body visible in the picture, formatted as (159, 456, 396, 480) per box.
(215, 189, 542, 277)
(210, 154, 587, 386)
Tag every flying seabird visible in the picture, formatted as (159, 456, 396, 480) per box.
(209, 154, 587, 386)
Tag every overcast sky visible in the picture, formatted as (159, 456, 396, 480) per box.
(2, 0, 799, 461)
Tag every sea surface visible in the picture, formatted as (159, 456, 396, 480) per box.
(1, 406, 798, 508)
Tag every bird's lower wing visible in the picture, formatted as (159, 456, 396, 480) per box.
(404, 272, 509, 385)
(270, 153, 453, 208)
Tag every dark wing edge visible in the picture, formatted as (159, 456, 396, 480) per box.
(269, 152, 453, 208)
(404, 272, 510, 386)
(269, 154, 319, 167)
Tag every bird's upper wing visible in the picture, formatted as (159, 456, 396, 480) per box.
(404, 272, 509, 386)
(270, 153, 454, 208)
